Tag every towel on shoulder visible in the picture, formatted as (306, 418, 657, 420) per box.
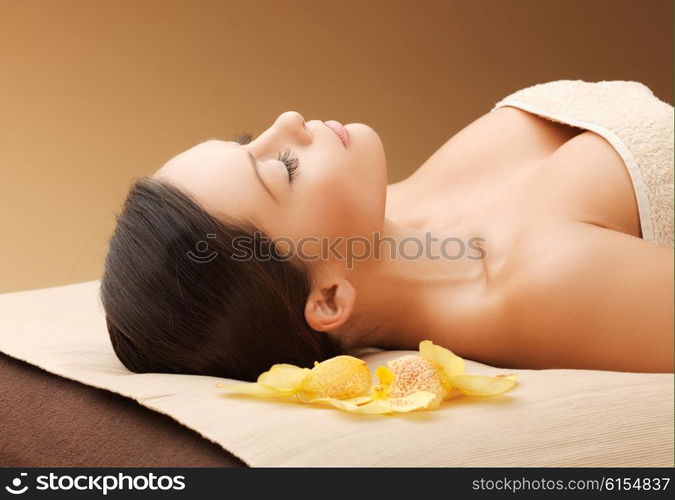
(492, 79, 674, 249)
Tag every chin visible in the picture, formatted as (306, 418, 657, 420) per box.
(332, 123, 387, 233)
(346, 122, 383, 150)
(353, 123, 388, 220)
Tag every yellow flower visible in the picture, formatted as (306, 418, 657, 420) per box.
(217, 340, 517, 415)
(418, 340, 517, 397)
(310, 342, 517, 414)
(309, 365, 439, 414)
(216, 355, 371, 401)
(297, 356, 372, 402)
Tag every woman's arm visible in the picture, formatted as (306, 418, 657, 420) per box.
(505, 223, 674, 373)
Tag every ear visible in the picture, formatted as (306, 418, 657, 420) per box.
(304, 278, 356, 332)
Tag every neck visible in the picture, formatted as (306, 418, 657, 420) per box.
(337, 218, 489, 350)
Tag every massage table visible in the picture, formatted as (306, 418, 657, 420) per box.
(0, 280, 672, 467)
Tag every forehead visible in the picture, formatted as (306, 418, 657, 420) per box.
(156, 140, 238, 176)
(153, 140, 258, 219)
(154, 140, 250, 190)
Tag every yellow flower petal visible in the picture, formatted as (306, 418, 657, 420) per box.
(419, 340, 465, 385)
(448, 374, 517, 396)
(215, 382, 296, 398)
(297, 355, 372, 402)
(257, 363, 310, 391)
(388, 391, 440, 412)
(311, 390, 438, 414)
(309, 396, 391, 414)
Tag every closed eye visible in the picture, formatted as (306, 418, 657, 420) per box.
(232, 131, 299, 182)
(277, 148, 299, 181)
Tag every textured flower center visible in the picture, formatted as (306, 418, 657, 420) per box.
(298, 355, 372, 401)
(388, 355, 448, 406)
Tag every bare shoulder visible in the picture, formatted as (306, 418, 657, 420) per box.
(498, 223, 674, 372)
(388, 106, 586, 218)
(531, 130, 642, 238)
(416, 106, 584, 174)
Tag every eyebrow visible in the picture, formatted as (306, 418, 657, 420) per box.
(245, 150, 278, 202)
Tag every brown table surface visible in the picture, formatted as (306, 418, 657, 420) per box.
(0, 352, 246, 467)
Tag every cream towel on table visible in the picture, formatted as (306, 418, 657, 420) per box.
(0, 280, 672, 467)
(491, 79, 674, 248)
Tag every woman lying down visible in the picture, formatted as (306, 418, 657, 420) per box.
(100, 81, 674, 383)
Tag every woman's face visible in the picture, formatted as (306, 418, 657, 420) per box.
(155, 111, 388, 266)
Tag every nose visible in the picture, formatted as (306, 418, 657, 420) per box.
(277, 111, 308, 132)
(272, 111, 311, 144)
(250, 111, 311, 155)
(277, 110, 306, 127)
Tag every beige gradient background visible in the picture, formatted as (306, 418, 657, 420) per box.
(0, 0, 672, 293)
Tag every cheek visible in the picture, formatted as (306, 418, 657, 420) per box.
(269, 127, 388, 247)
(312, 164, 377, 230)
(265, 183, 353, 248)
(309, 178, 355, 234)
(296, 172, 383, 242)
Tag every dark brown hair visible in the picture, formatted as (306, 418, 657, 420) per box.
(100, 177, 343, 381)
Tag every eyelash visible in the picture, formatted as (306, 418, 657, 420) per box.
(233, 130, 299, 181)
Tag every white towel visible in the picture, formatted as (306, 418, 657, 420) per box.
(491, 79, 674, 248)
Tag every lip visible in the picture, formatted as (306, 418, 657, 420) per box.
(323, 120, 349, 148)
